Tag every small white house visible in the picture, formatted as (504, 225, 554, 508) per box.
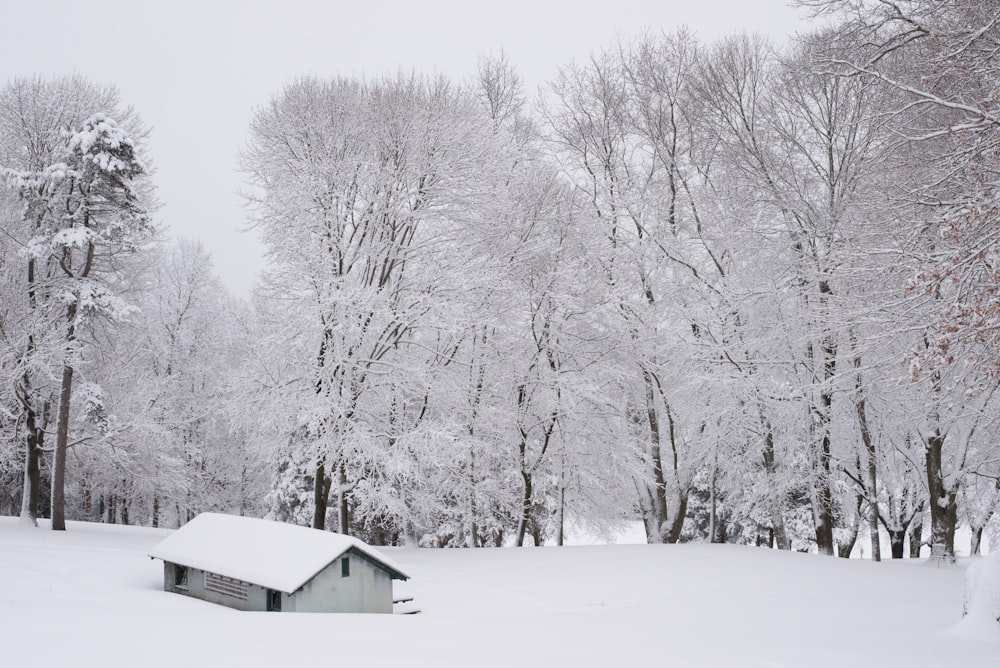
(149, 513, 408, 613)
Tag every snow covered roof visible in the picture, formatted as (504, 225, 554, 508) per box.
(148, 513, 408, 593)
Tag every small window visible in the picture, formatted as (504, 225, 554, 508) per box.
(341, 556, 350, 578)
(174, 565, 189, 589)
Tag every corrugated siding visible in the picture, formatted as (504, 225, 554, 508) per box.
(204, 572, 249, 600)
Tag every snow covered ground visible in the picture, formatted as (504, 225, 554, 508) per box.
(2, 517, 998, 667)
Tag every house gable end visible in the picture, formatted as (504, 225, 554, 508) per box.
(344, 546, 409, 581)
(294, 545, 408, 594)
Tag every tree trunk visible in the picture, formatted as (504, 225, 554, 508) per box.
(662, 403, 688, 545)
(470, 481, 479, 547)
(531, 520, 543, 547)
(888, 529, 905, 559)
(812, 411, 836, 555)
(709, 464, 718, 543)
(854, 358, 880, 561)
(336, 461, 349, 535)
(665, 490, 689, 544)
(312, 459, 331, 530)
(19, 256, 43, 527)
(837, 494, 863, 558)
(516, 469, 532, 547)
(908, 519, 924, 558)
(19, 404, 43, 526)
(644, 371, 669, 542)
(924, 430, 956, 560)
(761, 423, 789, 550)
(468, 350, 485, 548)
(51, 306, 77, 532)
(636, 483, 657, 543)
(52, 236, 93, 531)
(810, 291, 837, 557)
(469, 438, 479, 547)
(971, 525, 984, 556)
(556, 466, 566, 547)
(812, 428, 836, 556)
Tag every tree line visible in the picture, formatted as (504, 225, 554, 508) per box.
(1, 0, 998, 559)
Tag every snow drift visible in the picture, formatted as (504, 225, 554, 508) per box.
(1, 517, 996, 667)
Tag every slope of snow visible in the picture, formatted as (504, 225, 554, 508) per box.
(148, 513, 407, 592)
(949, 549, 1000, 641)
(1, 517, 996, 667)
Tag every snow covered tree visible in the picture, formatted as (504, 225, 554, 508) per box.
(4, 109, 153, 530)
(243, 74, 506, 535)
(800, 0, 1000, 559)
(691, 28, 900, 555)
(0, 76, 153, 528)
(73, 239, 262, 528)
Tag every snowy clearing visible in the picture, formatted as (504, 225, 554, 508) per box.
(2, 517, 997, 667)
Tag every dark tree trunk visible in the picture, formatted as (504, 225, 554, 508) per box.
(837, 494, 863, 558)
(888, 529, 905, 559)
(556, 470, 566, 547)
(908, 520, 924, 559)
(51, 310, 77, 532)
(709, 466, 719, 543)
(336, 461, 350, 535)
(662, 403, 688, 545)
(665, 491, 689, 544)
(971, 526, 984, 556)
(312, 459, 331, 530)
(19, 257, 44, 526)
(761, 422, 789, 550)
(21, 404, 44, 525)
(855, 361, 880, 562)
(468, 350, 485, 548)
(469, 444, 479, 547)
(813, 437, 836, 555)
(637, 487, 656, 543)
(813, 411, 836, 555)
(530, 518, 543, 547)
(516, 469, 532, 547)
(924, 430, 956, 560)
(810, 287, 838, 557)
(52, 235, 93, 531)
(644, 371, 669, 542)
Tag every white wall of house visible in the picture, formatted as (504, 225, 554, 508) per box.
(163, 550, 394, 613)
(286, 552, 393, 613)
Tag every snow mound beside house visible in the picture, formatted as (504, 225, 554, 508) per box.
(949, 551, 1000, 640)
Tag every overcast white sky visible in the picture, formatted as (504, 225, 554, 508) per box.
(0, 0, 808, 295)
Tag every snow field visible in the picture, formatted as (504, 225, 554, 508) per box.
(1, 518, 997, 667)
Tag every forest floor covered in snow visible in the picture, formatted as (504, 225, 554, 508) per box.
(2, 517, 999, 667)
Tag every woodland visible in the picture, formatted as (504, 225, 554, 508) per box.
(1, 0, 999, 561)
